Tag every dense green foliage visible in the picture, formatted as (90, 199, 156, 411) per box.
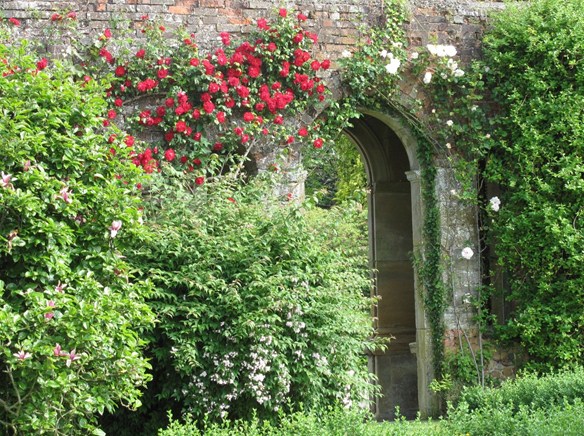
(482, 0, 584, 369)
(0, 30, 154, 434)
(158, 368, 584, 435)
(101, 172, 380, 433)
(303, 134, 367, 207)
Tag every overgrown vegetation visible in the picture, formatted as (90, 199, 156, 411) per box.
(158, 367, 584, 435)
(101, 171, 380, 433)
(425, 0, 584, 371)
(0, 27, 154, 435)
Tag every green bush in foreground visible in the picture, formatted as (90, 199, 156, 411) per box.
(105, 171, 382, 432)
(158, 368, 584, 435)
(0, 28, 153, 435)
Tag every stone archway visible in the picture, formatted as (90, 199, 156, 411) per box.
(345, 111, 434, 420)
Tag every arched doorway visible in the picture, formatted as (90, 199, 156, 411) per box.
(345, 111, 433, 419)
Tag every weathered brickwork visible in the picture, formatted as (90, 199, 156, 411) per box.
(4, 1, 502, 62)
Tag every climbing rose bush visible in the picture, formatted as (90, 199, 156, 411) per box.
(80, 9, 335, 181)
(0, 27, 154, 435)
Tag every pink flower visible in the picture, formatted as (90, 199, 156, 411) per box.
(55, 281, 67, 293)
(14, 350, 31, 360)
(8, 17, 21, 27)
(1, 172, 12, 188)
(65, 349, 80, 367)
(104, 28, 112, 39)
(110, 220, 122, 238)
(54, 343, 65, 357)
(59, 186, 72, 204)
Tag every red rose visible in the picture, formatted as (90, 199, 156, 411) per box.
(193, 132, 202, 141)
(115, 65, 126, 76)
(313, 138, 324, 148)
(193, 158, 202, 165)
(220, 32, 230, 45)
(298, 127, 308, 137)
(51, 13, 62, 22)
(136, 49, 146, 58)
(8, 18, 20, 26)
(164, 148, 176, 161)
(321, 59, 331, 70)
(104, 28, 112, 39)
(243, 112, 255, 123)
(125, 136, 135, 147)
(195, 176, 205, 185)
(297, 13, 307, 22)
(164, 131, 175, 142)
(213, 142, 223, 151)
(190, 58, 200, 66)
(293, 33, 303, 44)
(107, 109, 117, 119)
(114, 98, 123, 107)
(208, 82, 220, 93)
(175, 121, 187, 132)
(310, 60, 320, 71)
(36, 58, 48, 70)
(192, 108, 201, 119)
(157, 69, 169, 79)
(257, 18, 269, 30)
(216, 111, 226, 123)
(268, 42, 277, 52)
(203, 101, 215, 114)
(279, 8, 287, 17)
(165, 98, 175, 107)
(180, 155, 188, 164)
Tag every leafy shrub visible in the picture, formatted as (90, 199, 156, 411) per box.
(456, 366, 584, 412)
(446, 368, 584, 435)
(110, 170, 381, 431)
(480, 0, 584, 369)
(0, 29, 154, 434)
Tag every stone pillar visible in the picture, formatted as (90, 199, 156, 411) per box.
(435, 166, 481, 351)
(406, 169, 439, 418)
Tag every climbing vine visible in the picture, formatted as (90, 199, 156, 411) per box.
(339, 0, 448, 380)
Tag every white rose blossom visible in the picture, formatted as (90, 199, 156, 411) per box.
(423, 71, 432, 84)
(384, 54, 401, 75)
(461, 247, 474, 260)
(489, 196, 501, 212)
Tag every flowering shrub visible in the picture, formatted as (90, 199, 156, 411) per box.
(79, 9, 337, 181)
(0, 28, 154, 434)
(99, 171, 382, 432)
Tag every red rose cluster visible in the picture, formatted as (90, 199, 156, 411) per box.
(92, 9, 331, 181)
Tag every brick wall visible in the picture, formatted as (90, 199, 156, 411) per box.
(4, 1, 503, 62)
